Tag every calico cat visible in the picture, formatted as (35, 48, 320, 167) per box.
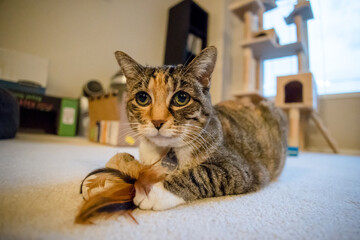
(114, 46, 287, 210)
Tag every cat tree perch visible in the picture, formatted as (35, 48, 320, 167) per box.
(229, 0, 277, 101)
(230, 0, 339, 155)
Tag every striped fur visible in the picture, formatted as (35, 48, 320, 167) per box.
(115, 46, 287, 204)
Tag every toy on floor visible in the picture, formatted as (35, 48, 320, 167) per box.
(75, 152, 168, 224)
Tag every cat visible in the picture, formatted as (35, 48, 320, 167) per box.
(113, 46, 288, 210)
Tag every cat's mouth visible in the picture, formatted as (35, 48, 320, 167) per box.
(151, 134, 172, 139)
(147, 134, 179, 147)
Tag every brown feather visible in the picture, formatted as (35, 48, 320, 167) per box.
(75, 182, 135, 224)
(105, 153, 143, 179)
(84, 172, 132, 200)
(75, 150, 169, 224)
(80, 168, 136, 200)
(135, 165, 166, 196)
(85, 173, 110, 198)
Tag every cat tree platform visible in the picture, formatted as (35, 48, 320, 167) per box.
(241, 30, 305, 60)
(275, 72, 317, 110)
(229, 0, 276, 20)
(261, 0, 277, 10)
(285, 0, 314, 24)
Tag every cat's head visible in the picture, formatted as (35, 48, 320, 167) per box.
(115, 47, 217, 147)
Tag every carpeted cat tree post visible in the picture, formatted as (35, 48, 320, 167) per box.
(230, 0, 338, 155)
(275, 0, 338, 155)
(229, 0, 277, 102)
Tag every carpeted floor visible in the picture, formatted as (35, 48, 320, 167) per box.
(0, 133, 359, 240)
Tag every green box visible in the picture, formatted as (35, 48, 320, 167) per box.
(58, 98, 79, 136)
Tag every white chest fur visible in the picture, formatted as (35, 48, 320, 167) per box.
(139, 138, 195, 169)
(139, 139, 166, 165)
(174, 147, 194, 169)
(137, 139, 187, 210)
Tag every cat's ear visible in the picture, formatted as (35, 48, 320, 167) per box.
(114, 51, 144, 82)
(185, 46, 217, 87)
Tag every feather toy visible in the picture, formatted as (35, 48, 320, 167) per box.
(75, 152, 168, 224)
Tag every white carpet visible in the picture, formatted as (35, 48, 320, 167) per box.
(0, 133, 359, 240)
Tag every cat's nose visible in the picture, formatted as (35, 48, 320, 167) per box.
(152, 120, 166, 130)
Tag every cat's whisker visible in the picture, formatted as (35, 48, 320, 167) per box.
(177, 129, 212, 163)
(117, 129, 141, 141)
(185, 136, 212, 169)
(179, 126, 215, 148)
(174, 128, 209, 152)
(117, 131, 138, 139)
(172, 120, 218, 144)
(180, 124, 218, 142)
(118, 122, 140, 126)
(183, 129, 216, 164)
(119, 127, 140, 135)
(174, 129, 200, 150)
(117, 123, 140, 131)
(178, 135, 204, 163)
(175, 126, 215, 154)
(131, 134, 143, 143)
(119, 131, 142, 141)
(187, 129, 215, 148)
(117, 128, 139, 134)
(182, 140, 204, 167)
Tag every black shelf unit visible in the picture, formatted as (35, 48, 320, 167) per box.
(164, 0, 208, 65)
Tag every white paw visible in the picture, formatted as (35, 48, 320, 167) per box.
(133, 182, 185, 210)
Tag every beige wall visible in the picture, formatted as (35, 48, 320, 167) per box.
(306, 93, 360, 155)
(229, 4, 245, 97)
(0, 0, 230, 103)
(195, 0, 232, 103)
(0, 0, 178, 98)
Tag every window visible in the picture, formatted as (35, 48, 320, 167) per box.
(262, 0, 360, 97)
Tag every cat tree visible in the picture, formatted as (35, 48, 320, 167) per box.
(230, 0, 338, 155)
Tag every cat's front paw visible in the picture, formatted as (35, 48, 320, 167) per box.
(134, 182, 185, 210)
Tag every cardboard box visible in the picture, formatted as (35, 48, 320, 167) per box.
(88, 92, 139, 147)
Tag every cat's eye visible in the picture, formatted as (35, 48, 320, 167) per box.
(172, 91, 190, 107)
(135, 91, 151, 106)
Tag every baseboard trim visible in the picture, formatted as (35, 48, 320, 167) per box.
(305, 147, 360, 156)
(319, 92, 360, 100)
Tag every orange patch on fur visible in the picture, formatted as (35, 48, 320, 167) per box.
(148, 72, 171, 121)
